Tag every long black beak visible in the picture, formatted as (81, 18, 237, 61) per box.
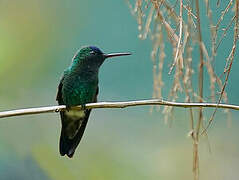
(104, 52, 131, 59)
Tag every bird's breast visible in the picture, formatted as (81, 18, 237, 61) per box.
(62, 74, 98, 106)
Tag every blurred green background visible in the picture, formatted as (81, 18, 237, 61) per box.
(0, 0, 239, 179)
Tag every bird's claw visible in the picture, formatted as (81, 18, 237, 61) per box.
(81, 104, 86, 110)
(66, 106, 71, 111)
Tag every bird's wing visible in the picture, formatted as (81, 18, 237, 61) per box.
(56, 76, 64, 103)
(56, 70, 69, 104)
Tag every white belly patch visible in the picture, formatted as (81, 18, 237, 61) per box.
(65, 110, 85, 120)
(65, 110, 86, 139)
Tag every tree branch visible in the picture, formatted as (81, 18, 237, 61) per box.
(0, 99, 239, 119)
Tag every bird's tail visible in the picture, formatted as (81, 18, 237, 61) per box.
(59, 130, 76, 158)
(59, 110, 90, 158)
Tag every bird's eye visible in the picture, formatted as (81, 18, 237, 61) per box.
(90, 51, 96, 55)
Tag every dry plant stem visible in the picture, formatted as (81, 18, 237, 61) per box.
(216, 15, 236, 51)
(195, 0, 204, 138)
(206, 1, 217, 62)
(169, 0, 183, 74)
(161, 0, 179, 23)
(213, 0, 234, 58)
(157, 27, 165, 99)
(201, 43, 216, 102)
(1, 99, 239, 119)
(184, 4, 195, 135)
(182, 77, 195, 137)
(154, 8, 179, 42)
(202, 0, 239, 135)
(211, 0, 233, 55)
(142, 5, 154, 39)
(216, 0, 233, 29)
(183, 4, 197, 19)
(194, 0, 204, 179)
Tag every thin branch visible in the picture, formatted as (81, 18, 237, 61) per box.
(215, 15, 236, 51)
(215, 0, 233, 29)
(183, 4, 197, 20)
(1, 99, 239, 119)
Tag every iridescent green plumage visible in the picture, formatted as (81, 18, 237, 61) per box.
(56, 46, 131, 158)
(60, 47, 100, 107)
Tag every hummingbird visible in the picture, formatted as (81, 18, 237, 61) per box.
(56, 46, 131, 158)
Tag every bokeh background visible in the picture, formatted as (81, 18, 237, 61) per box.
(0, 0, 239, 179)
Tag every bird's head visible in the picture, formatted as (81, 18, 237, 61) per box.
(72, 46, 131, 69)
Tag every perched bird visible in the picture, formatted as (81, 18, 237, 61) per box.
(56, 46, 131, 158)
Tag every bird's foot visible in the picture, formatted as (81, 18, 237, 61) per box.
(66, 105, 71, 111)
(80, 103, 86, 110)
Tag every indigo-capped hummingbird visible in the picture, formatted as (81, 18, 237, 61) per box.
(56, 46, 131, 158)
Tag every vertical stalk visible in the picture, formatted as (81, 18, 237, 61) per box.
(194, 0, 204, 180)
